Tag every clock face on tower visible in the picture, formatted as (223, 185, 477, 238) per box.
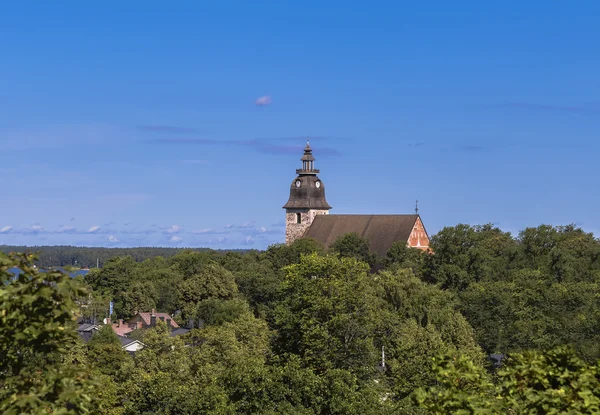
(295, 180, 301, 188)
(315, 181, 321, 188)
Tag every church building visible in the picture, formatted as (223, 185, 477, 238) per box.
(283, 141, 430, 257)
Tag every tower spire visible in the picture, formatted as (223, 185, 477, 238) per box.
(415, 199, 419, 215)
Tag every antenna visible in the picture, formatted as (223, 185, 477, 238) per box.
(415, 199, 419, 215)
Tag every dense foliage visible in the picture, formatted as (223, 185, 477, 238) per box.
(3, 222, 600, 413)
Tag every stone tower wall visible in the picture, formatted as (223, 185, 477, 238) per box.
(285, 209, 329, 245)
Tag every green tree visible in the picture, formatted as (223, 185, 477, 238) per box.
(415, 347, 600, 414)
(273, 254, 380, 378)
(87, 325, 132, 377)
(0, 252, 98, 414)
(384, 241, 425, 274)
(329, 233, 376, 266)
(176, 263, 239, 321)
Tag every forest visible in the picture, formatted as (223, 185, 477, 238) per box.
(2, 223, 600, 414)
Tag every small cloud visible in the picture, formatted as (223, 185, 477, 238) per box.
(191, 228, 228, 235)
(192, 228, 215, 234)
(271, 220, 286, 228)
(108, 235, 119, 243)
(224, 224, 234, 229)
(137, 125, 199, 134)
(244, 236, 255, 245)
(57, 225, 76, 233)
(88, 225, 101, 233)
(255, 95, 272, 106)
(164, 225, 181, 234)
(0, 225, 12, 233)
(169, 236, 183, 243)
(30, 225, 44, 233)
(237, 221, 256, 229)
(208, 236, 229, 245)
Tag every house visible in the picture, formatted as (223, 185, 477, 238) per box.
(111, 309, 179, 336)
(118, 336, 145, 353)
(76, 322, 101, 343)
(283, 140, 430, 256)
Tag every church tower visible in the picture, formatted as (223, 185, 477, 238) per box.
(283, 140, 332, 245)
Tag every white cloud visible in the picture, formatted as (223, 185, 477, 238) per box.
(165, 225, 181, 234)
(169, 236, 183, 243)
(108, 235, 119, 243)
(57, 225, 75, 233)
(30, 225, 44, 233)
(244, 236, 255, 245)
(88, 225, 101, 233)
(0, 226, 12, 233)
(255, 95, 272, 106)
(224, 224, 234, 229)
(192, 228, 215, 234)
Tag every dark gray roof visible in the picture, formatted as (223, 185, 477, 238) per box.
(78, 331, 95, 343)
(170, 328, 191, 337)
(77, 323, 100, 332)
(283, 175, 332, 210)
(303, 214, 419, 257)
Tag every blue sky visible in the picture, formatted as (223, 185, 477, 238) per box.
(1, 1, 599, 249)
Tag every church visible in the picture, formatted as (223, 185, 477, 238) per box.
(283, 141, 430, 257)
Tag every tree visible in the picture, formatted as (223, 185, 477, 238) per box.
(273, 254, 380, 379)
(414, 347, 600, 414)
(0, 252, 98, 414)
(177, 263, 239, 321)
(265, 238, 325, 271)
(329, 233, 376, 266)
(87, 325, 131, 377)
(424, 224, 517, 290)
(384, 242, 425, 274)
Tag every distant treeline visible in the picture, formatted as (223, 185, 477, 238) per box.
(0, 245, 248, 268)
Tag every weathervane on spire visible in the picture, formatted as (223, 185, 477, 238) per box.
(415, 200, 419, 215)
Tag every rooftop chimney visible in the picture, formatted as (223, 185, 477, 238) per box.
(150, 314, 157, 327)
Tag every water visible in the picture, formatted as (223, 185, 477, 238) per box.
(6, 267, 90, 278)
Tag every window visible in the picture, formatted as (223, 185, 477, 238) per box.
(296, 213, 301, 224)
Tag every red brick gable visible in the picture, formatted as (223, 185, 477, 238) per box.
(407, 216, 430, 250)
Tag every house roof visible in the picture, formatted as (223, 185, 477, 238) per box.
(112, 324, 135, 336)
(135, 312, 179, 328)
(303, 214, 420, 257)
(170, 328, 191, 337)
(77, 323, 100, 332)
(117, 336, 137, 347)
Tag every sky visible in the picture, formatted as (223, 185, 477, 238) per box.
(1, 1, 599, 249)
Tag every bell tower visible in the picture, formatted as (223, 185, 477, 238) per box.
(283, 139, 332, 245)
